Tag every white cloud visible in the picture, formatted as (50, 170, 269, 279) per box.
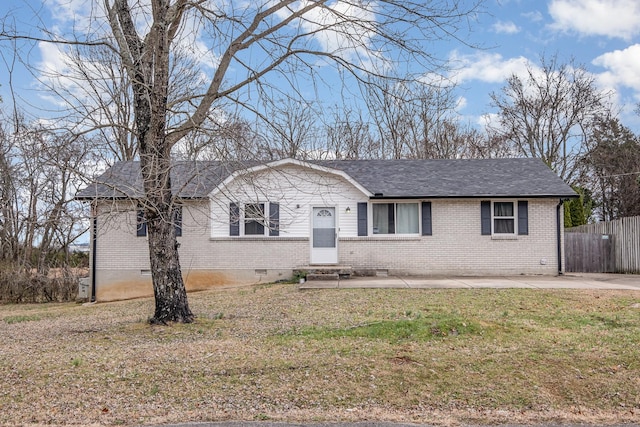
(478, 112, 499, 129)
(492, 20, 519, 34)
(592, 44, 640, 95)
(449, 52, 534, 84)
(49, 0, 96, 24)
(522, 11, 544, 23)
(548, 0, 640, 40)
(36, 42, 77, 107)
(280, 0, 385, 72)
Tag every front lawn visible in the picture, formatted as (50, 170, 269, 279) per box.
(1, 285, 639, 426)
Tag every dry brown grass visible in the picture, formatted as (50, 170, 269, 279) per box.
(1, 284, 640, 427)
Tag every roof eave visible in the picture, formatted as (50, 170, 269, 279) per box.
(74, 195, 207, 201)
(369, 194, 578, 200)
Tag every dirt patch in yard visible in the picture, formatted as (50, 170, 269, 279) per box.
(1, 285, 639, 426)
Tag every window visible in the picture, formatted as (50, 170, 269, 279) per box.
(244, 203, 265, 235)
(136, 205, 182, 237)
(481, 200, 528, 236)
(136, 209, 147, 237)
(493, 201, 515, 234)
(372, 203, 419, 234)
(173, 206, 183, 237)
(229, 202, 280, 237)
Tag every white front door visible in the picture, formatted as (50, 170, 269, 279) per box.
(310, 207, 338, 264)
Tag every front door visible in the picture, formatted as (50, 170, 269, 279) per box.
(310, 207, 338, 264)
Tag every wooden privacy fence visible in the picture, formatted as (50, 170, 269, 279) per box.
(566, 215, 640, 273)
(564, 233, 615, 273)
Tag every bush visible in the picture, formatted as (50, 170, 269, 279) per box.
(0, 267, 80, 303)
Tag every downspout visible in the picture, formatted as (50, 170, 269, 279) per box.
(556, 199, 564, 275)
(91, 202, 97, 302)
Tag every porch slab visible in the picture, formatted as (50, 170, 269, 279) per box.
(452, 278, 537, 288)
(298, 273, 640, 290)
(401, 278, 472, 288)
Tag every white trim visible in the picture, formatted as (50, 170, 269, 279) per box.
(491, 234, 518, 240)
(209, 158, 372, 198)
(210, 236, 306, 242)
(242, 202, 267, 237)
(369, 200, 421, 236)
(310, 205, 339, 264)
(491, 200, 518, 236)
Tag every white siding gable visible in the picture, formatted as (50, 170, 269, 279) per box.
(210, 163, 368, 238)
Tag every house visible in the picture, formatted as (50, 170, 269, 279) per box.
(76, 157, 577, 301)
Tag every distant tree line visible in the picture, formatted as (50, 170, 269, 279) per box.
(0, 109, 91, 302)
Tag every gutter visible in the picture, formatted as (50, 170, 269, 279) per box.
(368, 194, 578, 200)
(556, 199, 564, 275)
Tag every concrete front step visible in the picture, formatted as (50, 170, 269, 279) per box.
(306, 272, 340, 281)
(295, 266, 352, 280)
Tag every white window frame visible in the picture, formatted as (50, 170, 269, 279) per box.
(492, 200, 517, 236)
(371, 201, 420, 235)
(242, 202, 267, 236)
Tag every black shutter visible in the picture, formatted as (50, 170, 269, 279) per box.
(229, 202, 240, 236)
(136, 209, 147, 237)
(357, 202, 368, 236)
(421, 202, 432, 236)
(388, 203, 395, 234)
(518, 201, 529, 235)
(481, 201, 491, 235)
(269, 203, 280, 236)
(174, 206, 182, 237)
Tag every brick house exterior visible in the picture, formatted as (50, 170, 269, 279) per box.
(77, 158, 576, 301)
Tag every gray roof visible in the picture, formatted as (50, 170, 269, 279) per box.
(76, 161, 238, 200)
(75, 158, 576, 200)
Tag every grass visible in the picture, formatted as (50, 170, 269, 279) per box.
(2, 314, 41, 324)
(0, 285, 639, 426)
(286, 311, 482, 342)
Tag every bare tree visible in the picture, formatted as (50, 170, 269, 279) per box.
(365, 78, 412, 159)
(172, 114, 270, 161)
(404, 82, 464, 159)
(363, 75, 473, 160)
(262, 98, 319, 160)
(324, 106, 376, 159)
(489, 55, 612, 183)
(468, 127, 511, 159)
(0, 113, 19, 262)
(0, 109, 91, 273)
(586, 117, 640, 221)
(416, 119, 478, 159)
(61, 44, 139, 162)
(3, 0, 485, 323)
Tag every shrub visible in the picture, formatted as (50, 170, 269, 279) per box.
(0, 267, 80, 303)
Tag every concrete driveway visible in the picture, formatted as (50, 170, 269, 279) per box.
(299, 273, 640, 290)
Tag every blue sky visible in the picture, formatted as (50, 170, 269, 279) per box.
(449, 0, 640, 132)
(1, 0, 640, 133)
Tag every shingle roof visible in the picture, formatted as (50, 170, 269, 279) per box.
(76, 161, 236, 199)
(317, 158, 576, 198)
(75, 158, 576, 200)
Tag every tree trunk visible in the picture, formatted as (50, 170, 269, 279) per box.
(147, 207, 193, 324)
(141, 154, 194, 324)
(110, 0, 194, 324)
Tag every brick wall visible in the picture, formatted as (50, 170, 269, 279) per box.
(93, 197, 562, 300)
(340, 199, 559, 275)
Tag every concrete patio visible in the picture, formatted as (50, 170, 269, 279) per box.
(298, 273, 640, 290)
